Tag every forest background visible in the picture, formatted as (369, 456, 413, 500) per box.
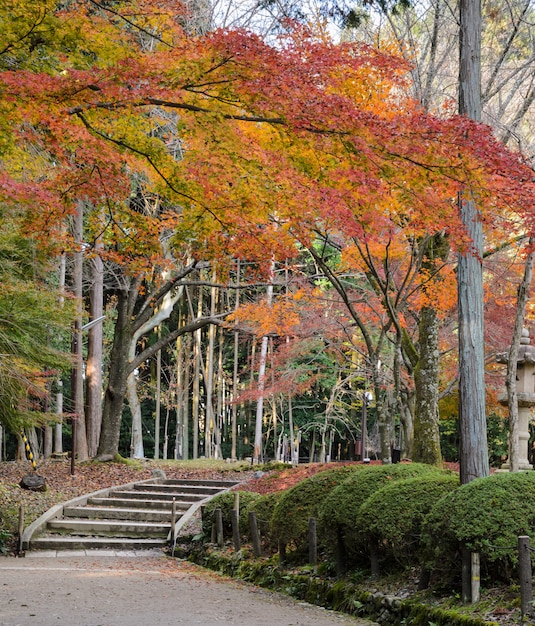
(2, 0, 535, 479)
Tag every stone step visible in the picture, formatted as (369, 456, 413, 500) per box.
(87, 496, 193, 510)
(63, 506, 181, 522)
(109, 489, 207, 502)
(47, 518, 170, 537)
(133, 483, 225, 495)
(155, 479, 238, 489)
(30, 535, 167, 551)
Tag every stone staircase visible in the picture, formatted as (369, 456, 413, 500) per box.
(21, 477, 238, 554)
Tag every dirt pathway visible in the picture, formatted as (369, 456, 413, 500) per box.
(0, 553, 378, 626)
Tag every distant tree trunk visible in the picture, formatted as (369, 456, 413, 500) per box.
(399, 389, 414, 459)
(253, 333, 269, 464)
(413, 306, 442, 465)
(204, 275, 219, 458)
(128, 371, 144, 459)
(175, 326, 189, 460)
(54, 251, 66, 455)
(192, 333, 201, 458)
(154, 338, 161, 459)
(231, 261, 241, 461)
(43, 424, 53, 459)
(288, 396, 298, 464)
(72, 202, 88, 461)
(85, 244, 104, 458)
(253, 274, 273, 464)
(458, 0, 489, 484)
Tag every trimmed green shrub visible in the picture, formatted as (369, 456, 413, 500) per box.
(423, 471, 535, 582)
(271, 465, 363, 558)
(355, 473, 459, 570)
(202, 491, 262, 539)
(317, 463, 440, 563)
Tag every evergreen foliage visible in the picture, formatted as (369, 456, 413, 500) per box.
(423, 471, 535, 580)
(355, 472, 459, 568)
(317, 463, 438, 562)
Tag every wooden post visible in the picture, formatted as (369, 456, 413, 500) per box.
(170, 498, 176, 546)
(519, 535, 533, 620)
(231, 509, 241, 551)
(214, 508, 224, 548)
(461, 546, 471, 603)
(308, 517, 317, 565)
(211, 519, 216, 543)
(471, 552, 480, 603)
(18, 505, 24, 554)
(249, 511, 262, 557)
(233, 492, 240, 516)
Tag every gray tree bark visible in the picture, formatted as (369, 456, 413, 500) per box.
(457, 0, 489, 484)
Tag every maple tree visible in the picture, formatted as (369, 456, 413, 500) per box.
(2, 0, 535, 463)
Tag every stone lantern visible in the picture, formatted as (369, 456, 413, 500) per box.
(497, 328, 535, 470)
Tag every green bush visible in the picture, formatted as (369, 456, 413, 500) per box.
(355, 473, 459, 570)
(318, 463, 439, 563)
(423, 471, 535, 582)
(202, 491, 262, 539)
(271, 465, 362, 557)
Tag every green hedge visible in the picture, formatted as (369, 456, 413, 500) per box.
(355, 473, 459, 570)
(317, 463, 440, 563)
(424, 471, 535, 581)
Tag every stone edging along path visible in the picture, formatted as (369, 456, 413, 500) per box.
(186, 547, 499, 626)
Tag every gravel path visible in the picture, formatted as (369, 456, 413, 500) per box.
(0, 553, 378, 626)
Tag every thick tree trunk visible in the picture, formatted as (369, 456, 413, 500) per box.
(97, 289, 132, 458)
(413, 306, 442, 465)
(458, 0, 489, 484)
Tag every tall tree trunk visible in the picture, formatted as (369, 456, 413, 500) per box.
(413, 306, 442, 465)
(192, 289, 203, 459)
(72, 202, 88, 462)
(85, 246, 104, 458)
(253, 273, 273, 464)
(253, 334, 269, 464)
(458, 0, 489, 484)
(54, 251, 66, 455)
(231, 261, 241, 461)
(154, 335, 161, 459)
(97, 287, 133, 458)
(204, 274, 218, 458)
(128, 371, 144, 459)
